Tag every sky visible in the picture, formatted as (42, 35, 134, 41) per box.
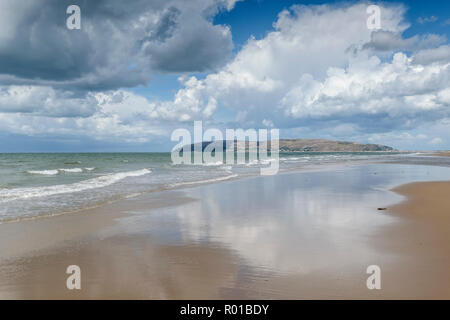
(0, 0, 449, 152)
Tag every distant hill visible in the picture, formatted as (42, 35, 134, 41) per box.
(277, 139, 395, 152)
(179, 139, 395, 152)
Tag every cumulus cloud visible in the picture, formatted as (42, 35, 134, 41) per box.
(0, 86, 97, 117)
(148, 3, 450, 134)
(0, 84, 219, 143)
(142, 2, 409, 129)
(95, 85, 217, 123)
(413, 45, 450, 65)
(280, 52, 450, 131)
(0, 0, 236, 142)
(0, 111, 168, 143)
(0, 1, 449, 149)
(0, 0, 235, 90)
(363, 30, 446, 52)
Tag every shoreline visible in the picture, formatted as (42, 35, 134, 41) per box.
(0, 160, 380, 225)
(432, 151, 450, 157)
(1, 152, 447, 226)
(0, 157, 438, 226)
(0, 163, 449, 299)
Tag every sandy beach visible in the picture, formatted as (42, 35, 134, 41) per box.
(2, 0, 450, 308)
(433, 152, 450, 157)
(0, 163, 449, 299)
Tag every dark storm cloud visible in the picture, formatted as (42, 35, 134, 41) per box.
(0, 0, 234, 91)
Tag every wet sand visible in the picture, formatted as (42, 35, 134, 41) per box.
(433, 151, 450, 157)
(0, 164, 449, 299)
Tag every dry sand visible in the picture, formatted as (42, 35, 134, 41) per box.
(379, 181, 450, 299)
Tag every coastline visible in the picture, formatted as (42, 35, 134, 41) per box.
(433, 151, 450, 157)
(0, 163, 449, 299)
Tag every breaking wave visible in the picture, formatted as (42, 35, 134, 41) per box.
(3, 169, 151, 203)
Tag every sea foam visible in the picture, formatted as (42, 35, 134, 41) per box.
(27, 167, 95, 175)
(27, 170, 59, 175)
(1, 169, 151, 203)
(59, 168, 83, 173)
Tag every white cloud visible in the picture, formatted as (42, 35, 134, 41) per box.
(281, 52, 450, 125)
(262, 119, 274, 127)
(95, 86, 217, 122)
(430, 137, 443, 145)
(363, 31, 446, 52)
(0, 83, 222, 143)
(0, 0, 236, 89)
(417, 16, 438, 24)
(0, 2, 449, 149)
(152, 3, 450, 133)
(413, 45, 450, 65)
(0, 109, 168, 143)
(221, 0, 242, 11)
(144, 3, 410, 129)
(0, 86, 97, 117)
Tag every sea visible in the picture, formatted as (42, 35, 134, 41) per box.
(0, 152, 448, 223)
